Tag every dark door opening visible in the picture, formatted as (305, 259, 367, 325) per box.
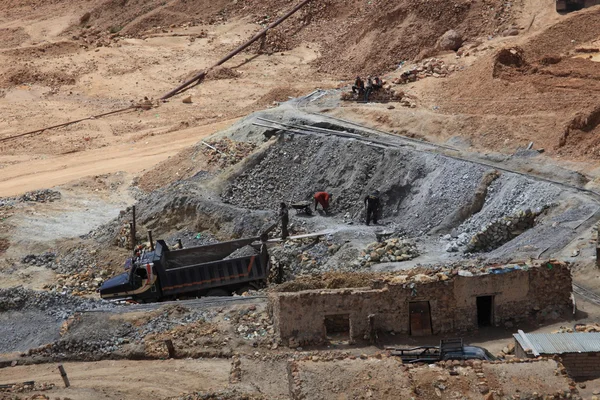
(324, 314, 350, 342)
(409, 301, 433, 336)
(476, 296, 494, 327)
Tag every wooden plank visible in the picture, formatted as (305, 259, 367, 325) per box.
(267, 230, 333, 243)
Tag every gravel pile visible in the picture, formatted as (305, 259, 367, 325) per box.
(22, 246, 100, 274)
(224, 245, 259, 260)
(0, 287, 114, 319)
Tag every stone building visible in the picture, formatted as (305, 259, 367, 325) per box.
(269, 261, 572, 346)
(514, 331, 600, 379)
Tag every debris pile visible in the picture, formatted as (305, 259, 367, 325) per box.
(392, 58, 455, 84)
(202, 138, 256, 168)
(466, 208, 542, 253)
(144, 320, 220, 358)
(358, 237, 419, 266)
(228, 305, 274, 343)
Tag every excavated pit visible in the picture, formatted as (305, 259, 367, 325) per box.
(110, 107, 600, 272)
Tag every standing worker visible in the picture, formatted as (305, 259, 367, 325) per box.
(314, 191, 333, 213)
(364, 76, 373, 102)
(279, 202, 289, 240)
(364, 190, 380, 226)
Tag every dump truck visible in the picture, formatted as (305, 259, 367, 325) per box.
(99, 237, 270, 302)
(388, 338, 497, 363)
(556, 0, 600, 12)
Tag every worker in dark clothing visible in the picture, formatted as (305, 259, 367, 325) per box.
(364, 190, 380, 226)
(314, 191, 333, 213)
(364, 76, 373, 102)
(373, 76, 383, 90)
(279, 202, 289, 240)
(352, 76, 365, 96)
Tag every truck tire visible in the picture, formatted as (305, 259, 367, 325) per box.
(206, 288, 231, 297)
(236, 286, 253, 296)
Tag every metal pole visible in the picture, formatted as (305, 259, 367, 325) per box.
(58, 365, 70, 388)
(147, 230, 154, 251)
(596, 222, 600, 268)
(160, 0, 314, 100)
(164, 339, 176, 358)
(131, 206, 137, 252)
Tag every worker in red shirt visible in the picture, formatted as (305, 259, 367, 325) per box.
(314, 191, 333, 213)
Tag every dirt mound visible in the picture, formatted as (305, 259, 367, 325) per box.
(205, 66, 241, 81)
(254, 87, 303, 107)
(492, 47, 529, 78)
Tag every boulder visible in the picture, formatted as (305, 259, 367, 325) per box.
(438, 30, 463, 51)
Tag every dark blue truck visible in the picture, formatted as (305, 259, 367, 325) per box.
(99, 237, 269, 302)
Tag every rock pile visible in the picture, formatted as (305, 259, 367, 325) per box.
(556, 323, 600, 333)
(393, 58, 455, 84)
(43, 268, 111, 297)
(358, 238, 419, 266)
(19, 189, 61, 203)
(114, 222, 134, 249)
(21, 252, 56, 267)
(466, 208, 541, 253)
(269, 237, 345, 281)
(202, 138, 256, 169)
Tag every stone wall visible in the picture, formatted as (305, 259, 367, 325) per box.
(561, 353, 600, 378)
(269, 262, 572, 346)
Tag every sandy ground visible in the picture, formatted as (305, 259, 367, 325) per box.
(0, 359, 232, 399)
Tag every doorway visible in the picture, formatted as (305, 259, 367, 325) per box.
(409, 301, 432, 336)
(324, 314, 350, 342)
(476, 296, 494, 327)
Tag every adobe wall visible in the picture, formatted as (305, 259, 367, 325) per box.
(561, 353, 600, 378)
(269, 263, 572, 346)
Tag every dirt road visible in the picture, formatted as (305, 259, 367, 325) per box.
(0, 118, 236, 197)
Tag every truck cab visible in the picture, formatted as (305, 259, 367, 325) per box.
(99, 251, 160, 302)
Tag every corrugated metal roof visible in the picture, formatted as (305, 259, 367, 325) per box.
(514, 332, 600, 355)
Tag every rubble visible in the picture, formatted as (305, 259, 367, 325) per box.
(357, 237, 418, 266)
(201, 138, 256, 169)
(392, 58, 455, 84)
(466, 208, 543, 253)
